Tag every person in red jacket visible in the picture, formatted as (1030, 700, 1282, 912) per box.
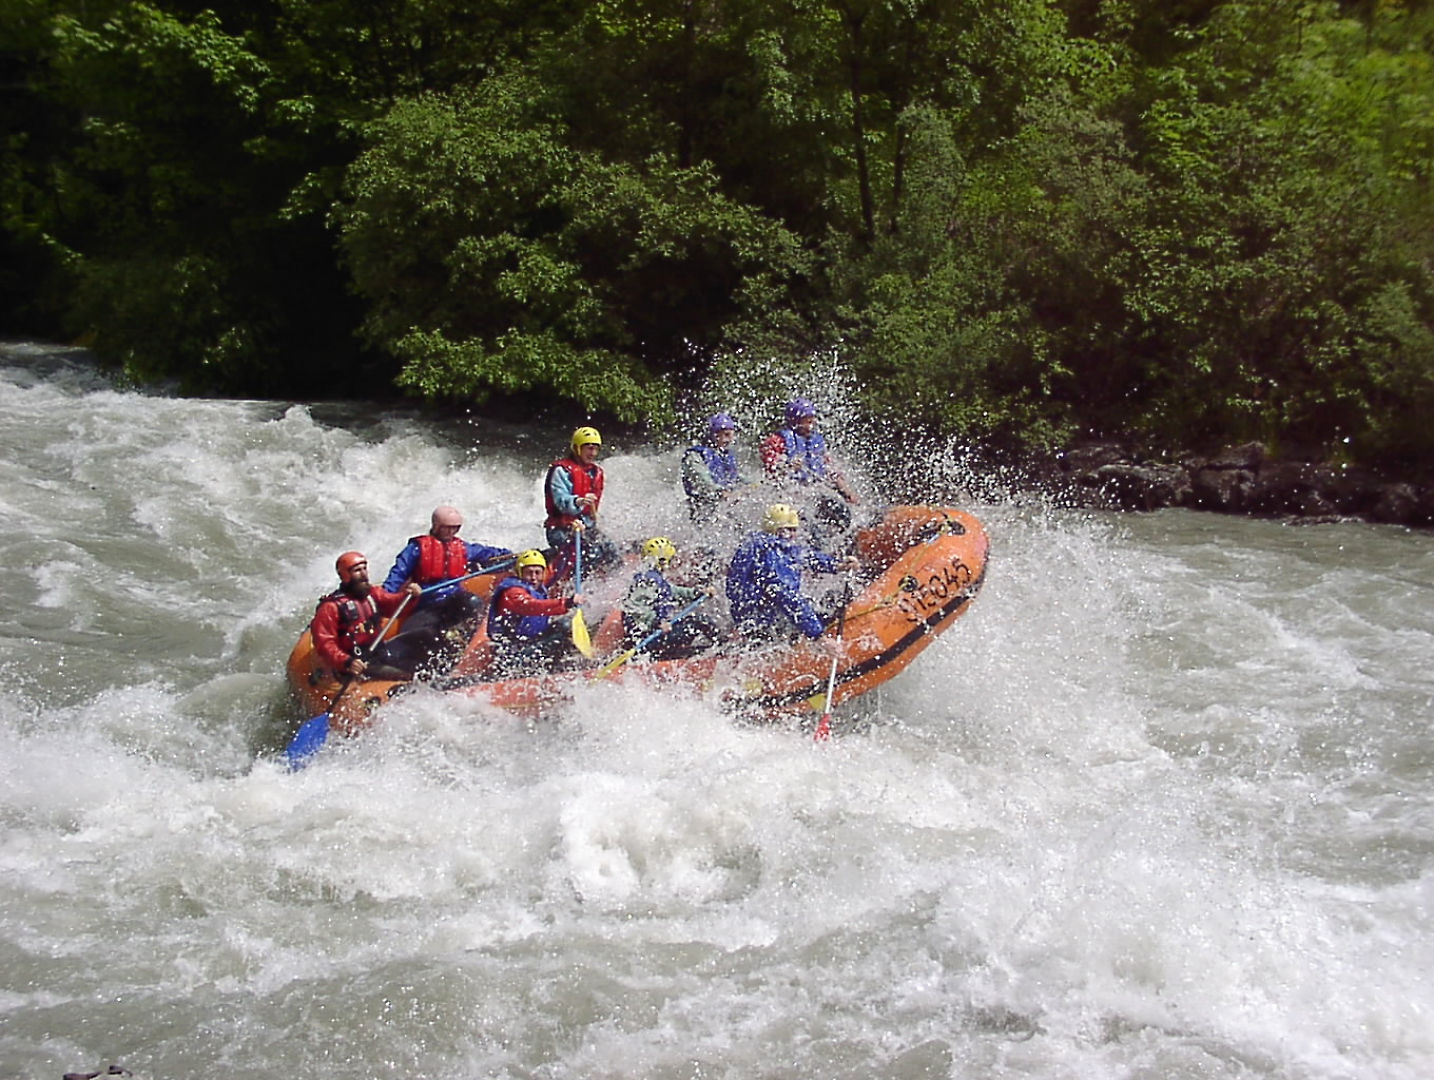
(382, 505, 512, 609)
(544, 426, 620, 578)
(311, 551, 419, 684)
(487, 549, 587, 677)
(379, 505, 514, 674)
(759, 397, 859, 550)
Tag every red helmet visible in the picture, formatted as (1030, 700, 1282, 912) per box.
(335, 551, 367, 583)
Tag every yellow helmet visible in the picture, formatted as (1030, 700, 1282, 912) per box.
(571, 426, 602, 455)
(641, 536, 676, 567)
(763, 504, 801, 533)
(515, 549, 548, 571)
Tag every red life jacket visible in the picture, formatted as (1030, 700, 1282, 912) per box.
(543, 457, 604, 529)
(317, 590, 383, 655)
(413, 534, 468, 584)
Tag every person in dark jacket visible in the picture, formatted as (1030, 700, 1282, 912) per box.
(681, 412, 744, 524)
(725, 504, 858, 643)
(621, 537, 720, 661)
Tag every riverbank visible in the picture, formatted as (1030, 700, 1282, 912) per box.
(1032, 441, 1434, 528)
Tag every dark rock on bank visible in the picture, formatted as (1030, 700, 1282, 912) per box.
(1045, 441, 1433, 527)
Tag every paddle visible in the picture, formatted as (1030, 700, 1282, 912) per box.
(419, 556, 516, 595)
(284, 589, 414, 770)
(813, 581, 853, 743)
(284, 681, 352, 768)
(592, 596, 707, 679)
(570, 529, 594, 658)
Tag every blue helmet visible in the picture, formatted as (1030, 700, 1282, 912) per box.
(708, 412, 737, 434)
(785, 397, 817, 422)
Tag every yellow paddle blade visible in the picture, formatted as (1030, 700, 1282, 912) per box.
(571, 608, 595, 658)
(594, 647, 637, 680)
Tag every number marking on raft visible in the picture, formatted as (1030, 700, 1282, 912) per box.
(894, 557, 976, 625)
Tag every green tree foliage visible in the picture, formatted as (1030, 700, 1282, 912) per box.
(6, 1, 369, 394)
(819, 7, 1127, 447)
(1, 0, 1431, 469)
(1, 0, 577, 396)
(335, 75, 810, 424)
(0, 0, 101, 331)
(46, 4, 277, 386)
(830, 0, 1434, 467)
(1113, 0, 1434, 462)
(835, 90, 1147, 450)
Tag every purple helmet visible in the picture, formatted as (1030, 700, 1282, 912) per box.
(785, 397, 817, 422)
(708, 412, 737, 433)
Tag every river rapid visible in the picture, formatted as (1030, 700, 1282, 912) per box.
(1, 341, 1430, 1080)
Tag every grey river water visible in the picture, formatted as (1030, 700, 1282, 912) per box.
(0, 341, 1430, 1079)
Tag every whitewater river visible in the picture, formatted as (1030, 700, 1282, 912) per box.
(1, 341, 1430, 1080)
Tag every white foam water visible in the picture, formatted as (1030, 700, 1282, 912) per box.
(1, 341, 1430, 1079)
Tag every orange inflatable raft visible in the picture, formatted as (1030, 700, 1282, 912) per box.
(286, 505, 988, 738)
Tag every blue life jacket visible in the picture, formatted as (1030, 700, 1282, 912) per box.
(488, 576, 552, 643)
(622, 567, 678, 640)
(778, 428, 828, 485)
(725, 531, 827, 638)
(681, 443, 740, 496)
(636, 567, 676, 613)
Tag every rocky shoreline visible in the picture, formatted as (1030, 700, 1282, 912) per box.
(1033, 441, 1434, 528)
